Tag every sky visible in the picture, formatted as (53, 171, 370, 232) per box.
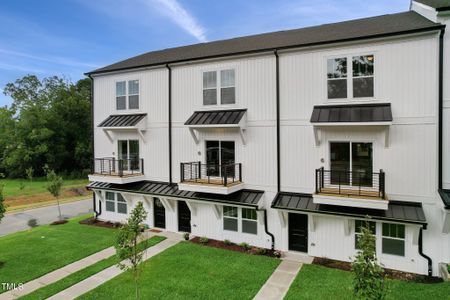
(0, 0, 411, 107)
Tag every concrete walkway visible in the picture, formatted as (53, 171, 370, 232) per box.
(0, 246, 115, 300)
(253, 260, 303, 300)
(46, 231, 181, 300)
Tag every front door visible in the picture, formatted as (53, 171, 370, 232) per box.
(153, 198, 166, 229)
(178, 201, 191, 232)
(288, 213, 308, 252)
(206, 141, 235, 177)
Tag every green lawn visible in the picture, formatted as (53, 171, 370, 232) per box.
(19, 236, 167, 300)
(285, 264, 450, 300)
(78, 242, 280, 300)
(0, 215, 116, 293)
(0, 177, 88, 197)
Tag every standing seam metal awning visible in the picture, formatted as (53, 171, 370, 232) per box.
(185, 109, 247, 126)
(271, 192, 427, 226)
(88, 180, 263, 207)
(310, 103, 392, 123)
(98, 113, 147, 127)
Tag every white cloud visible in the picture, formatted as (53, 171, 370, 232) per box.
(146, 0, 207, 42)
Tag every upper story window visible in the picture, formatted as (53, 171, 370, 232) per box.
(116, 80, 139, 110)
(203, 69, 235, 105)
(327, 55, 374, 99)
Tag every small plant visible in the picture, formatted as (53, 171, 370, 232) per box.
(183, 232, 190, 240)
(223, 239, 233, 245)
(19, 181, 26, 190)
(256, 248, 267, 255)
(46, 169, 64, 221)
(199, 236, 209, 244)
(25, 167, 34, 182)
(273, 251, 281, 258)
(239, 242, 251, 251)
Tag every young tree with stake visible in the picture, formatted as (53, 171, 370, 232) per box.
(46, 170, 64, 221)
(115, 201, 148, 300)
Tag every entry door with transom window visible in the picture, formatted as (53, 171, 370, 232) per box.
(330, 142, 373, 187)
(118, 140, 139, 172)
(205, 141, 235, 177)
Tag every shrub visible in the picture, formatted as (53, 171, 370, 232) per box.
(199, 236, 209, 244)
(223, 239, 233, 245)
(183, 232, 190, 240)
(239, 242, 251, 251)
(256, 248, 267, 255)
(273, 251, 281, 258)
(19, 181, 26, 190)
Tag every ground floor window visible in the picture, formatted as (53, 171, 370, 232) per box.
(104, 191, 127, 214)
(355, 219, 376, 249)
(382, 223, 405, 256)
(223, 206, 257, 235)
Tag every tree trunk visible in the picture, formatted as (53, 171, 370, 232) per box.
(56, 197, 62, 220)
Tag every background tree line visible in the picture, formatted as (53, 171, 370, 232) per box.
(0, 75, 92, 178)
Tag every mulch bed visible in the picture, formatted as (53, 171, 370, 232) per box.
(190, 237, 279, 258)
(149, 229, 162, 233)
(50, 220, 68, 225)
(313, 257, 443, 283)
(79, 217, 121, 229)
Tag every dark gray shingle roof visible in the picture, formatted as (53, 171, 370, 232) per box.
(98, 114, 147, 127)
(185, 109, 246, 126)
(414, 0, 450, 11)
(438, 189, 450, 209)
(88, 181, 263, 207)
(310, 103, 393, 123)
(87, 12, 443, 75)
(271, 192, 427, 226)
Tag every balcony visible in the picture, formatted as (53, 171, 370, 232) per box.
(88, 158, 145, 184)
(313, 167, 388, 210)
(178, 162, 244, 194)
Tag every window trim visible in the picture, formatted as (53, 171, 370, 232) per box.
(115, 79, 140, 111)
(381, 223, 406, 257)
(223, 206, 238, 232)
(325, 52, 377, 103)
(104, 192, 128, 214)
(202, 68, 236, 106)
(222, 206, 258, 235)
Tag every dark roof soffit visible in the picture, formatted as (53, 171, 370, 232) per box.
(438, 189, 450, 209)
(310, 103, 393, 123)
(185, 109, 247, 126)
(87, 181, 263, 207)
(414, 0, 450, 11)
(271, 192, 427, 225)
(98, 113, 147, 127)
(86, 12, 444, 75)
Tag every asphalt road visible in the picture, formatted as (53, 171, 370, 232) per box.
(0, 198, 93, 236)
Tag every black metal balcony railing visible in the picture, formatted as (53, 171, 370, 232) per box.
(180, 162, 242, 187)
(91, 158, 144, 177)
(315, 167, 385, 199)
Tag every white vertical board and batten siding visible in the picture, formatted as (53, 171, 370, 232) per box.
(93, 68, 170, 182)
(279, 34, 440, 201)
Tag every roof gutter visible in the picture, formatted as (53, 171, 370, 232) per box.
(85, 26, 445, 76)
(274, 50, 281, 193)
(418, 227, 433, 276)
(438, 28, 445, 190)
(166, 64, 173, 185)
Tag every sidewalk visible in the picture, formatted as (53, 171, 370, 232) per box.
(46, 232, 181, 300)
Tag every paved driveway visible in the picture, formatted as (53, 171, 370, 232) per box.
(0, 198, 93, 236)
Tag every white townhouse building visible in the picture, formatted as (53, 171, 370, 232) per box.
(86, 0, 450, 277)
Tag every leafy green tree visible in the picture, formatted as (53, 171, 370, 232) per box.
(115, 202, 148, 300)
(46, 169, 64, 220)
(352, 219, 387, 300)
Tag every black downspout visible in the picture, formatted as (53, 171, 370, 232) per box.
(88, 74, 100, 218)
(166, 64, 173, 185)
(438, 29, 445, 190)
(418, 227, 433, 277)
(274, 50, 280, 193)
(257, 208, 275, 250)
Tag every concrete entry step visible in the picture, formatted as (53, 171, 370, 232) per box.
(282, 251, 314, 264)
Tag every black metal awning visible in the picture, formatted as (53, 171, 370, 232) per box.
(185, 109, 246, 126)
(438, 189, 450, 209)
(271, 192, 427, 226)
(310, 103, 392, 123)
(98, 113, 147, 127)
(88, 180, 262, 207)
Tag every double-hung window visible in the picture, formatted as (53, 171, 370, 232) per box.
(116, 80, 139, 110)
(355, 220, 376, 249)
(223, 206, 257, 235)
(105, 192, 128, 214)
(382, 223, 405, 256)
(242, 208, 257, 234)
(203, 69, 235, 105)
(327, 54, 374, 99)
(223, 206, 238, 231)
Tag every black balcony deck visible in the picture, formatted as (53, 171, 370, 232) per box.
(91, 158, 144, 177)
(180, 162, 242, 187)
